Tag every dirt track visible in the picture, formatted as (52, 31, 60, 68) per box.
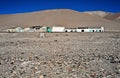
(0, 32, 120, 78)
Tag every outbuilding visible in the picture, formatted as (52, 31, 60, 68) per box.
(15, 27, 24, 32)
(35, 27, 47, 32)
(6, 29, 16, 33)
(52, 27, 65, 32)
(76, 27, 104, 32)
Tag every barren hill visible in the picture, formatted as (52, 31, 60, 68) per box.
(104, 13, 120, 22)
(0, 9, 120, 31)
(84, 11, 112, 17)
(85, 11, 120, 23)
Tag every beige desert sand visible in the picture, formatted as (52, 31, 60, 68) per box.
(0, 9, 120, 31)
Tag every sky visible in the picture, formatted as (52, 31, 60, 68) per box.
(0, 0, 120, 14)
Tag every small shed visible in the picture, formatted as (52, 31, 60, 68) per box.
(40, 27, 47, 32)
(24, 27, 31, 32)
(15, 27, 24, 32)
(6, 26, 16, 33)
(35, 27, 47, 32)
(6, 29, 16, 33)
(52, 27, 65, 32)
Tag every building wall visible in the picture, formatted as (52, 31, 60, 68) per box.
(76, 27, 104, 32)
(52, 27, 65, 32)
(65, 29, 76, 32)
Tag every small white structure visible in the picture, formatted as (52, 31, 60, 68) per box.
(39, 33, 45, 38)
(101, 27, 104, 32)
(24, 27, 31, 32)
(36, 27, 47, 32)
(6, 26, 17, 33)
(24, 27, 35, 32)
(15, 27, 24, 32)
(52, 27, 65, 32)
(6, 29, 16, 33)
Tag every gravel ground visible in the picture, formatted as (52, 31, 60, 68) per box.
(0, 32, 120, 78)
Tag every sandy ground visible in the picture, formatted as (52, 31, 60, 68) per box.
(0, 9, 120, 31)
(0, 32, 120, 78)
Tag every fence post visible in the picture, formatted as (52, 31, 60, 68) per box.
(39, 33, 46, 38)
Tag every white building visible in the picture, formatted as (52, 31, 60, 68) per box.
(52, 27, 65, 32)
(15, 27, 24, 32)
(76, 27, 104, 32)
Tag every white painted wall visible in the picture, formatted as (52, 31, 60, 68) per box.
(84, 29, 90, 32)
(76, 29, 82, 32)
(101, 27, 104, 32)
(76, 28, 104, 32)
(65, 29, 76, 32)
(52, 27, 65, 32)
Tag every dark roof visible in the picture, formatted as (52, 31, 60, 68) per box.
(31, 26, 42, 29)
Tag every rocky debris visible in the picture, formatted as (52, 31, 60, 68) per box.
(116, 64, 120, 74)
(20, 61, 32, 67)
(1, 53, 119, 78)
(0, 33, 120, 78)
(39, 33, 46, 38)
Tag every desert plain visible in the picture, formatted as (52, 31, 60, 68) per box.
(0, 9, 120, 78)
(0, 32, 120, 78)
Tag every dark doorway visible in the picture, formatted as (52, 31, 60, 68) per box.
(93, 30, 94, 32)
(99, 30, 101, 32)
(71, 30, 73, 32)
(81, 30, 84, 32)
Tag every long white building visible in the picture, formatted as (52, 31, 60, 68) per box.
(76, 27, 104, 32)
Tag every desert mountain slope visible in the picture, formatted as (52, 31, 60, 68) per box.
(0, 9, 120, 31)
(85, 11, 120, 23)
(84, 11, 112, 17)
(104, 13, 120, 22)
